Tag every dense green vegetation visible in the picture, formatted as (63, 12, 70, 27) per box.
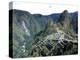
(9, 9, 78, 58)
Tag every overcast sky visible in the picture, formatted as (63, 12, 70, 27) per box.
(10, 1, 78, 15)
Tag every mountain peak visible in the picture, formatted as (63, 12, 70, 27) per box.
(61, 10, 69, 18)
(58, 10, 72, 30)
(63, 10, 68, 14)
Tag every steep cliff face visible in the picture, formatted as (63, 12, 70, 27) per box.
(10, 9, 78, 58)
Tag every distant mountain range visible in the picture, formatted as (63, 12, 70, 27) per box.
(9, 9, 78, 58)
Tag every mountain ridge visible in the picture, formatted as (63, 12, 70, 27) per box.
(9, 9, 78, 58)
